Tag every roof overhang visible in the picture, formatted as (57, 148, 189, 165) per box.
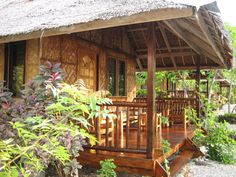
(0, 7, 195, 44)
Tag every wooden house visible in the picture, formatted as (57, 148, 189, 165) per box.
(0, 0, 234, 176)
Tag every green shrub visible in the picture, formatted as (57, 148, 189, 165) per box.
(0, 63, 113, 177)
(97, 159, 117, 177)
(191, 97, 236, 164)
(136, 89, 147, 97)
(218, 114, 236, 124)
(205, 122, 236, 164)
(192, 129, 206, 147)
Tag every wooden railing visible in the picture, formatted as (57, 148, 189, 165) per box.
(86, 101, 148, 154)
(134, 97, 196, 125)
(134, 97, 196, 109)
(167, 90, 196, 98)
(85, 98, 196, 155)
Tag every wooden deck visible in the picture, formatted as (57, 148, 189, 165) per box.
(79, 124, 198, 177)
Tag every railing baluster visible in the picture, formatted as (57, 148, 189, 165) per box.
(126, 107, 130, 148)
(105, 115, 109, 146)
(95, 116, 101, 145)
(115, 106, 119, 148)
(137, 107, 141, 149)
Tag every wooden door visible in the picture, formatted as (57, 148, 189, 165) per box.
(78, 49, 97, 91)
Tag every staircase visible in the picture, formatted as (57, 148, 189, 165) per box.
(155, 138, 204, 177)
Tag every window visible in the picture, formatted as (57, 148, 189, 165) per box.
(118, 61, 126, 96)
(108, 58, 126, 96)
(5, 41, 26, 96)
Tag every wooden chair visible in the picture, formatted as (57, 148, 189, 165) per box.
(156, 100, 170, 126)
(140, 112, 147, 131)
(156, 113, 162, 134)
(89, 106, 115, 147)
(138, 112, 161, 133)
(168, 100, 190, 128)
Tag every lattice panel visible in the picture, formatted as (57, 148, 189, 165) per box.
(61, 36, 77, 64)
(25, 39, 40, 83)
(127, 59, 136, 101)
(78, 49, 96, 91)
(98, 51, 107, 90)
(61, 63, 77, 84)
(42, 36, 61, 61)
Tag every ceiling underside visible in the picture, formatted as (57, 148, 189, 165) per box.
(125, 8, 233, 71)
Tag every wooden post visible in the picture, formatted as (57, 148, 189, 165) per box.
(196, 57, 201, 118)
(220, 84, 222, 95)
(206, 79, 209, 98)
(147, 23, 156, 159)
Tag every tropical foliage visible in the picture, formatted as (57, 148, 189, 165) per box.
(0, 62, 113, 177)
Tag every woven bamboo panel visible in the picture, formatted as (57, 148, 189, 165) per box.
(42, 36, 61, 61)
(40, 33, 135, 98)
(126, 58, 136, 101)
(90, 30, 102, 44)
(0, 44, 4, 81)
(98, 50, 107, 90)
(76, 27, 134, 55)
(61, 35, 77, 64)
(61, 63, 77, 84)
(78, 48, 97, 91)
(25, 39, 40, 83)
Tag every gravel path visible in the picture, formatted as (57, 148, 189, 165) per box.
(229, 124, 236, 131)
(175, 158, 236, 177)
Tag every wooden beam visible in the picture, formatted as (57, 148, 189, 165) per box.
(192, 55, 196, 65)
(146, 23, 156, 159)
(178, 37, 185, 66)
(140, 65, 222, 71)
(175, 18, 208, 43)
(127, 27, 147, 32)
(196, 57, 201, 118)
(163, 20, 222, 66)
(0, 8, 195, 44)
(163, 21, 201, 55)
(136, 46, 191, 52)
(159, 25, 177, 69)
(136, 57, 144, 70)
(138, 51, 196, 59)
(196, 10, 227, 68)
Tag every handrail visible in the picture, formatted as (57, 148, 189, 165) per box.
(87, 101, 148, 154)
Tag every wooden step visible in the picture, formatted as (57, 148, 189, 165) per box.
(169, 150, 194, 176)
(155, 139, 186, 163)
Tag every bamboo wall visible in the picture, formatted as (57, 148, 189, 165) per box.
(39, 27, 136, 100)
(127, 59, 136, 101)
(0, 44, 4, 81)
(25, 39, 40, 83)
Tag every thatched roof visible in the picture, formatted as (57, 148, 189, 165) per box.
(0, 0, 234, 69)
(0, 0, 192, 39)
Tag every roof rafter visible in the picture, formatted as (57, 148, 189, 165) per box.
(163, 20, 222, 66)
(159, 24, 178, 70)
(175, 18, 208, 43)
(138, 51, 196, 59)
(196, 10, 229, 68)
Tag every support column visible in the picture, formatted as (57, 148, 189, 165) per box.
(196, 57, 201, 118)
(219, 84, 222, 95)
(206, 79, 209, 98)
(147, 23, 156, 159)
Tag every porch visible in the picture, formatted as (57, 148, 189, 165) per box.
(80, 123, 197, 176)
(79, 99, 201, 176)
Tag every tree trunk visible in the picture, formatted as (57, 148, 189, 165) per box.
(208, 70, 218, 104)
(228, 75, 233, 114)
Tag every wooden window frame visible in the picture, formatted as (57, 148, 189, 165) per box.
(4, 41, 26, 96)
(107, 56, 127, 96)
